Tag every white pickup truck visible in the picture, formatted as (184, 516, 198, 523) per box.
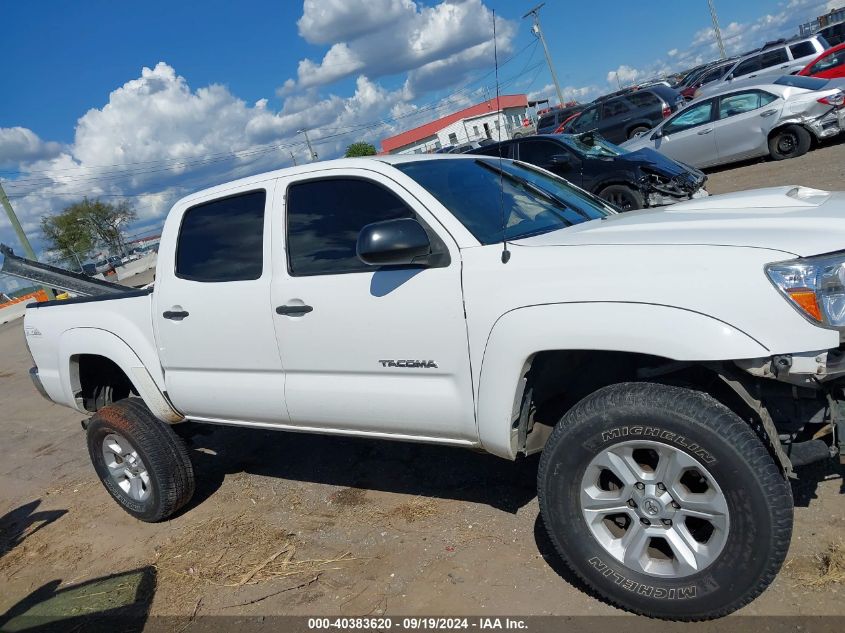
(22, 155, 844, 620)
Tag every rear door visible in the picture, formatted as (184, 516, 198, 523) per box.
(651, 98, 718, 167)
(269, 168, 476, 440)
(714, 90, 782, 163)
(154, 185, 288, 424)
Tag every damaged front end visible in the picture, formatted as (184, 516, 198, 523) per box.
(641, 168, 709, 208)
(731, 348, 845, 475)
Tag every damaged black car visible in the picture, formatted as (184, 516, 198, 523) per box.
(468, 132, 708, 211)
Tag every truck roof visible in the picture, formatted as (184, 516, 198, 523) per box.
(173, 154, 475, 209)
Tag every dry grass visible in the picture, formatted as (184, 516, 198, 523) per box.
(787, 541, 845, 587)
(154, 513, 353, 589)
(381, 498, 438, 524)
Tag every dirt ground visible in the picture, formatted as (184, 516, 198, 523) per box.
(1, 144, 844, 630)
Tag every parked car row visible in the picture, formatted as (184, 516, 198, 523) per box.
(622, 75, 845, 167)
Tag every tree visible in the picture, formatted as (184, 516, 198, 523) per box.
(344, 142, 377, 157)
(41, 198, 136, 263)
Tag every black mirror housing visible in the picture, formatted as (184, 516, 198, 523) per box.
(357, 218, 432, 267)
(548, 153, 573, 167)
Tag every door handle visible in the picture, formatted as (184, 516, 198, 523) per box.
(162, 310, 189, 320)
(760, 109, 777, 117)
(276, 304, 313, 316)
(697, 128, 713, 135)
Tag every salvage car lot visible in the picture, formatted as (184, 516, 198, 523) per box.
(1, 143, 844, 626)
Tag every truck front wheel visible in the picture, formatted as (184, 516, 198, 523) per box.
(86, 399, 195, 522)
(537, 382, 793, 620)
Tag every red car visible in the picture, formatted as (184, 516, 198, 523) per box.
(799, 42, 845, 79)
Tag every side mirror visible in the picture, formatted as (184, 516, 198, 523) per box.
(357, 218, 432, 267)
(651, 129, 663, 140)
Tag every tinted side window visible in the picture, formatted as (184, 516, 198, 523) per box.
(811, 48, 845, 73)
(570, 107, 599, 131)
(287, 178, 414, 276)
(602, 98, 631, 118)
(733, 56, 762, 76)
(474, 143, 513, 158)
(517, 139, 561, 165)
(626, 92, 660, 108)
(538, 113, 557, 129)
(790, 41, 816, 59)
(176, 190, 265, 282)
(760, 48, 789, 68)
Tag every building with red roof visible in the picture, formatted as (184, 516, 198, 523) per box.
(380, 94, 530, 154)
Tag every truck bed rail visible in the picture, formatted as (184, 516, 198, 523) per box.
(1, 244, 132, 296)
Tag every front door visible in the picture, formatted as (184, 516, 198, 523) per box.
(516, 138, 583, 187)
(269, 169, 476, 441)
(652, 98, 718, 168)
(154, 184, 288, 424)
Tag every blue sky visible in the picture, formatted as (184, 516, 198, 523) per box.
(0, 0, 838, 290)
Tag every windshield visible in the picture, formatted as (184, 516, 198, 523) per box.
(395, 158, 611, 244)
(559, 133, 624, 158)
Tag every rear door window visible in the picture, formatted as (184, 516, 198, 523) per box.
(626, 92, 661, 109)
(760, 48, 789, 68)
(732, 55, 762, 77)
(176, 190, 266, 282)
(789, 41, 817, 59)
(718, 91, 778, 118)
(601, 98, 631, 118)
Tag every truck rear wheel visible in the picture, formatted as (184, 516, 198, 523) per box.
(537, 382, 793, 620)
(86, 398, 195, 522)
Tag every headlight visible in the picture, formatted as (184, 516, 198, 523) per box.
(766, 251, 845, 328)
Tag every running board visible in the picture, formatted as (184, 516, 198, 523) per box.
(1, 244, 131, 296)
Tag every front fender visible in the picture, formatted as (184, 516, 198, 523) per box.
(57, 328, 182, 423)
(475, 302, 769, 459)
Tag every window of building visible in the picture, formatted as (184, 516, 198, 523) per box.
(286, 178, 415, 276)
(473, 125, 479, 137)
(448, 132, 458, 144)
(175, 190, 265, 282)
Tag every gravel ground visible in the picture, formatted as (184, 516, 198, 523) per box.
(1, 147, 844, 630)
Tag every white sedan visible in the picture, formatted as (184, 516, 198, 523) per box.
(621, 75, 845, 168)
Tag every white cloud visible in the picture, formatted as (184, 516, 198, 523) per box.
(528, 83, 602, 104)
(0, 63, 415, 264)
(0, 127, 62, 168)
(286, 0, 516, 96)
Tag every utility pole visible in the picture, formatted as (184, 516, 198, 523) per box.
(289, 151, 298, 166)
(523, 3, 565, 107)
(707, 0, 728, 60)
(297, 129, 318, 162)
(0, 181, 55, 299)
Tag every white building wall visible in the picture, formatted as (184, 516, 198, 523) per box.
(391, 106, 529, 154)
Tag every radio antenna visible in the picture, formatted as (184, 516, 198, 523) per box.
(493, 10, 510, 264)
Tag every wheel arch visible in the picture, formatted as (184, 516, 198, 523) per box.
(475, 302, 771, 460)
(59, 328, 183, 423)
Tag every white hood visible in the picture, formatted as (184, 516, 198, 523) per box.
(514, 186, 845, 257)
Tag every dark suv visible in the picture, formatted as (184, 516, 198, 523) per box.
(561, 86, 684, 143)
(468, 133, 706, 211)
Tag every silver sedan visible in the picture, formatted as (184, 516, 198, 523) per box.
(621, 75, 845, 168)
